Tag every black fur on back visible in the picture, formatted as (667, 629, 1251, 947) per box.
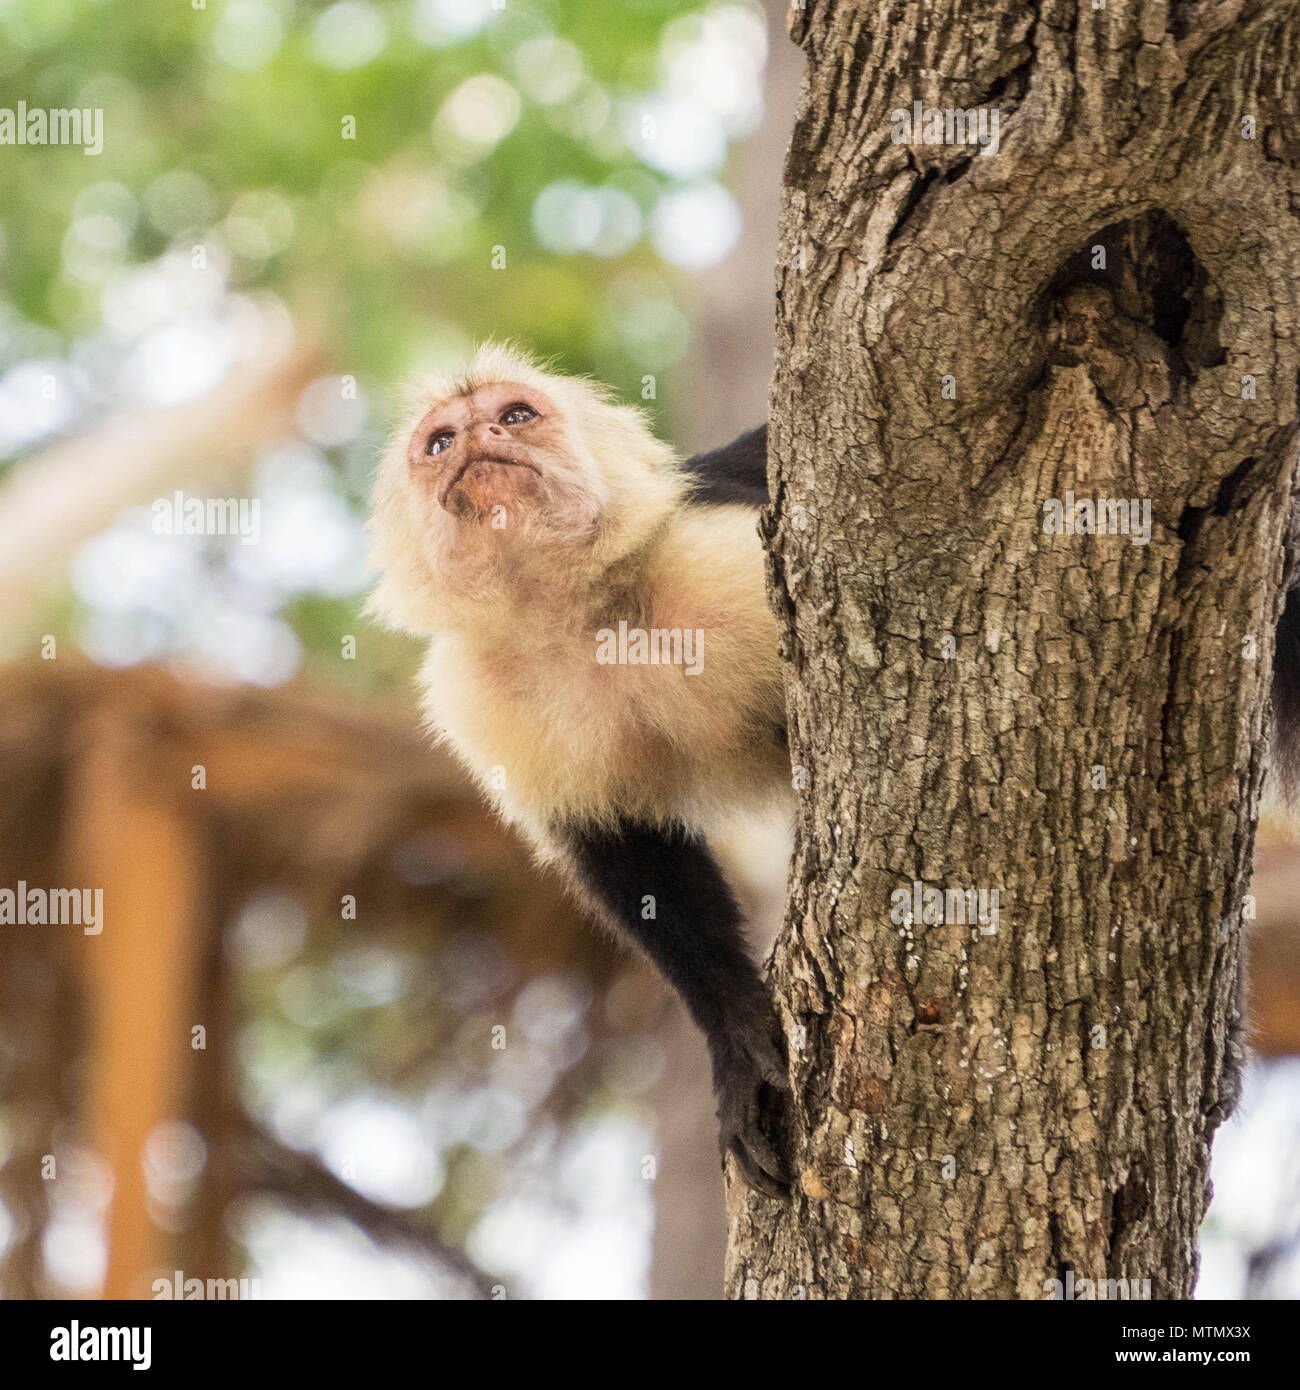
(682, 425, 768, 508)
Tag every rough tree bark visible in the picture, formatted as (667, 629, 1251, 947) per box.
(728, 0, 1300, 1298)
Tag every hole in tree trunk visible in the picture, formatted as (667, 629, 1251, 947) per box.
(1046, 210, 1225, 373)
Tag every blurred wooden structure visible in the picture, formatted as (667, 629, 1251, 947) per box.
(0, 661, 638, 1299)
(1246, 821, 1300, 1057)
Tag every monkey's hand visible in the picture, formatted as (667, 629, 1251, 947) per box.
(712, 1010, 792, 1199)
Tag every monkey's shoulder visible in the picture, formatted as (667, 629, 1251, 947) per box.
(418, 517, 785, 825)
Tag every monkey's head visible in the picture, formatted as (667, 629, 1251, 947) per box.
(368, 343, 684, 633)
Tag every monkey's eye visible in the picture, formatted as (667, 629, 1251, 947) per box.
(426, 430, 455, 456)
(501, 403, 538, 426)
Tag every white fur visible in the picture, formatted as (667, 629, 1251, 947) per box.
(368, 344, 790, 838)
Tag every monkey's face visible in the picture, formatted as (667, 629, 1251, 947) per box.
(368, 346, 685, 634)
(406, 379, 595, 527)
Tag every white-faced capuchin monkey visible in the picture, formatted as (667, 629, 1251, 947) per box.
(368, 343, 791, 1194)
(368, 343, 1300, 1194)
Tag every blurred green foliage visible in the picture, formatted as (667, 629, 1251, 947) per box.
(0, 0, 724, 411)
(0, 0, 761, 679)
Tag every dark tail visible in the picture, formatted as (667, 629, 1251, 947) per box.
(1273, 586, 1300, 794)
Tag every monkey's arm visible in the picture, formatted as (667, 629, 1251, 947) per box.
(559, 817, 790, 1195)
(682, 425, 768, 508)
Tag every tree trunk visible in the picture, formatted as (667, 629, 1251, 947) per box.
(728, 0, 1300, 1299)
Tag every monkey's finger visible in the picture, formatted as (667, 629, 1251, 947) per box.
(726, 1133, 790, 1199)
(752, 1042, 787, 1090)
(733, 1020, 788, 1089)
(726, 1096, 791, 1193)
(747, 1121, 793, 1188)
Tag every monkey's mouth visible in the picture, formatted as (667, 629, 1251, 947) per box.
(438, 455, 541, 511)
